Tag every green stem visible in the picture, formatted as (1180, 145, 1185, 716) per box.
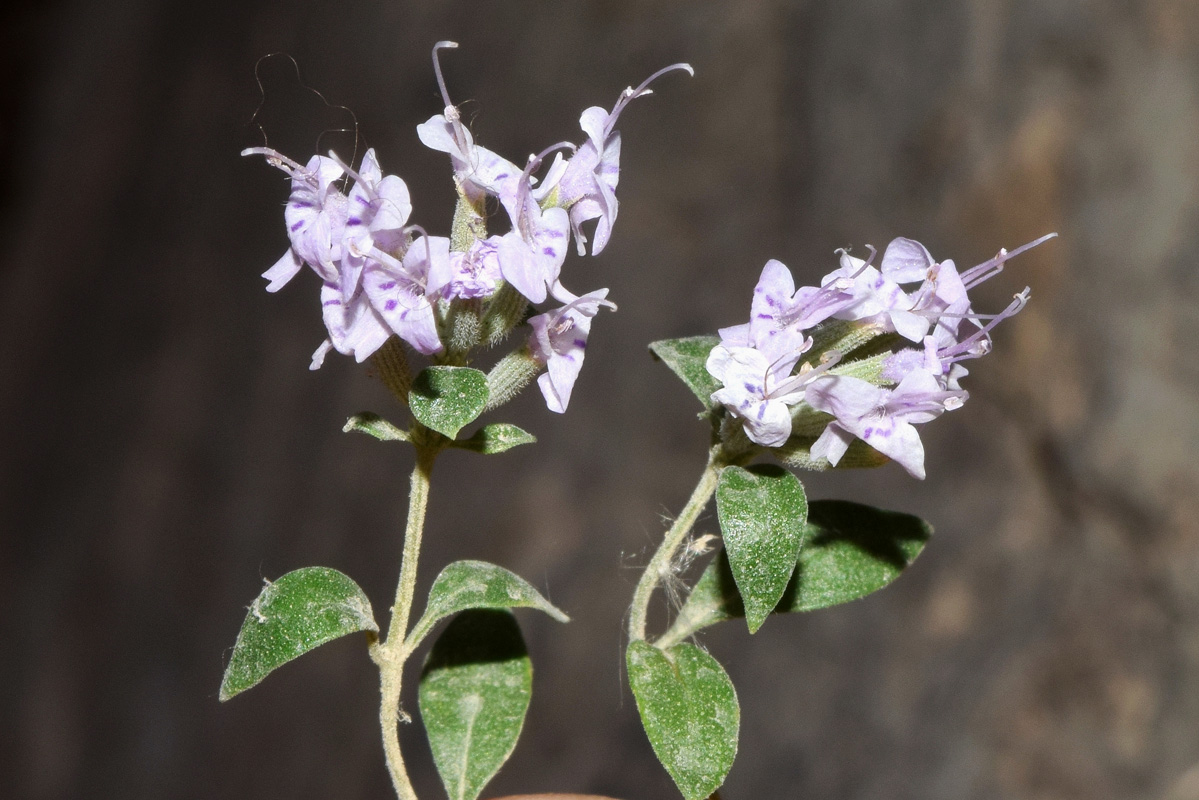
(627, 449, 723, 643)
(376, 443, 438, 800)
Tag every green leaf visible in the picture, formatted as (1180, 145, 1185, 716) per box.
(409, 366, 489, 438)
(649, 336, 721, 407)
(715, 465, 808, 633)
(407, 560, 569, 650)
(451, 423, 537, 455)
(342, 412, 409, 442)
(627, 641, 739, 800)
(219, 567, 378, 701)
(420, 610, 532, 800)
(659, 500, 932, 645)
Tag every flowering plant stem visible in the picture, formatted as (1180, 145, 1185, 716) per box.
(373, 438, 439, 800)
(627, 447, 724, 643)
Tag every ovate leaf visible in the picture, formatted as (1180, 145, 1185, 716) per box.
(627, 641, 739, 800)
(659, 500, 931, 644)
(649, 336, 721, 408)
(715, 465, 807, 633)
(451, 423, 537, 454)
(420, 610, 532, 800)
(219, 567, 377, 701)
(409, 366, 489, 438)
(406, 560, 568, 650)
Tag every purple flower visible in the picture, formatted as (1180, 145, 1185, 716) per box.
(416, 42, 521, 204)
(806, 369, 967, 479)
(706, 344, 839, 448)
(432, 236, 504, 301)
(496, 161, 572, 304)
(554, 63, 693, 256)
(312, 280, 391, 370)
(338, 148, 412, 303)
(528, 290, 615, 413)
(362, 235, 448, 356)
(822, 248, 927, 342)
(744, 259, 857, 364)
(243, 148, 348, 287)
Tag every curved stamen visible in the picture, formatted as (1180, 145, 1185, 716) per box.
(605, 63, 694, 136)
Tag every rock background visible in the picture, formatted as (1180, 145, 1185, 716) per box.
(3, 1, 1199, 799)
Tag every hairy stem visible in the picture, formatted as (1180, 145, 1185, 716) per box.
(376, 442, 438, 800)
(627, 449, 722, 643)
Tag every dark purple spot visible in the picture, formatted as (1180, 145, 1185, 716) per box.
(378, 281, 397, 290)
(542, 246, 557, 256)
(355, 195, 370, 206)
(323, 299, 340, 307)
(290, 220, 305, 232)
(291, 200, 312, 208)
(573, 338, 587, 349)
(384, 300, 397, 311)
(743, 382, 758, 393)
(755, 313, 772, 320)
(347, 217, 362, 226)
(495, 172, 509, 180)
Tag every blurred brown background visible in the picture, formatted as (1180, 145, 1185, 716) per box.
(3, 1, 1198, 798)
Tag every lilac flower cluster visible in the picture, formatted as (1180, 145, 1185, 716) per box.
(706, 234, 1055, 478)
(245, 42, 691, 413)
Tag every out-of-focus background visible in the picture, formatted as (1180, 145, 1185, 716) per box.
(3, 1, 1199, 798)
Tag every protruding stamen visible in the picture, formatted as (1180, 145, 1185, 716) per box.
(940, 287, 1030, 362)
(960, 232, 1057, 289)
(432, 41, 459, 111)
(241, 146, 306, 174)
(605, 63, 694, 136)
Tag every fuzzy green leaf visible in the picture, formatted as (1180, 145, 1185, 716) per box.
(627, 641, 739, 800)
(451, 423, 537, 455)
(406, 560, 568, 651)
(715, 465, 808, 633)
(409, 366, 490, 438)
(342, 412, 409, 442)
(219, 567, 377, 701)
(420, 610, 532, 800)
(660, 501, 932, 645)
(649, 336, 721, 407)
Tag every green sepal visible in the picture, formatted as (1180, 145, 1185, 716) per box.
(715, 465, 808, 633)
(659, 500, 931, 645)
(419, 610, 532, 800)
(406, 560, 568, 651)
(219, 567, 378, 701)
(774, 436, 891, 472)
(409, 366, 490, 438)
(627, 641, 739, 800)
(648, 336, 721, 408)
(342, 412, 409, 442)
(450, 423, 537, 455)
